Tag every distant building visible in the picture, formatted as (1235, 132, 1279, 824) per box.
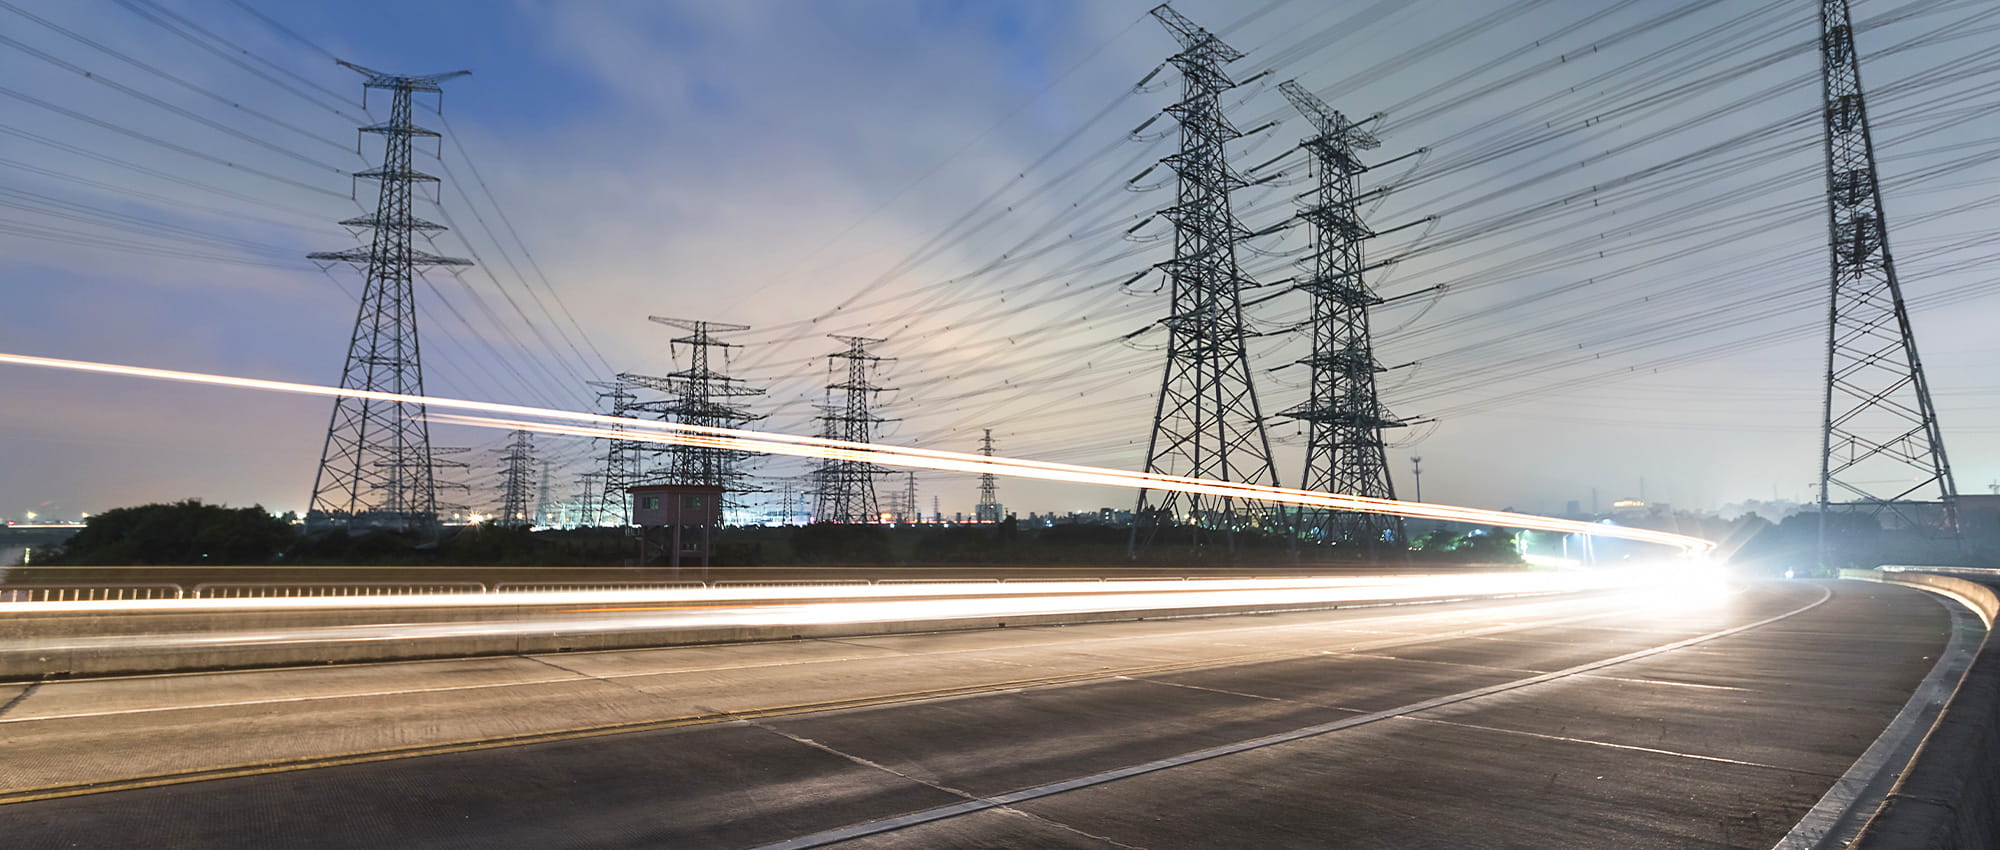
(629, 483, 725, 568)
(1952, 495, 2000, 551)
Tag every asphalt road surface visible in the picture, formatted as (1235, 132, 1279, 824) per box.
(0, 579, 1954, 848)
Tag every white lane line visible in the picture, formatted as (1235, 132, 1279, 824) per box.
(0, 594, 1628, 725)
(1335, 651, 1545, 676)
(1394, 715, 1830, 775)
(1576, 674, 1751, 692)
(1117, 677, 1284, 703)
(752, 585, 1834, 850)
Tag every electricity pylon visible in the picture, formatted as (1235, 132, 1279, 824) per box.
(813, 335, 891, 524)
(494, 430, 534, 527)
(1275, 81, 1406, 550)
(535, 459, 556, 528)
(976, 429, 1002, 522)
(573, 471, 604, 529)
(589, 378, 647, 526)
(901, 471, 919, 523)
(1130, 5, 1282, 555)
(304, 62, 470, 534)
(424, 445, 473, 522)
(619, 317, 764, 518)
(1816, 0, 1958, 562)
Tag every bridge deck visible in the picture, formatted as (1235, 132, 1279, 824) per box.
(0, 580, 1952, 848)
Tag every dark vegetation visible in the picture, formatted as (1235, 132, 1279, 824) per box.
(32, 500, 294, 566)
(10, 498, 1970, 584)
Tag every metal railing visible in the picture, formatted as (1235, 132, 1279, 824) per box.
(0, 576, 1213, 603)
(491, 581, 706, 593)
(876, 578, 1002, 585)
(191, 582, 490, 598)
(0, 583, 184, 602)
(713, 579, 874, 588)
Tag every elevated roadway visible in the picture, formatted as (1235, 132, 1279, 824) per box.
(0, 577, 1959, 848)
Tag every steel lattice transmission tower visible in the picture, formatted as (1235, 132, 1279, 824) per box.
(573, 471, 604, 529)
(535, 459, 556, 528)
(305, 62, 471, 534)
(976, 429, 1002, 523)
(589, 378, 648, 527)
(494, 430, 535, 527)
(900, 471, 919, 523)
(1275, 81, 1406, 549)
(619, 317, 765, 514)
(1130, 5, 1283, 553)
(813, 335, 891, 524)
(1816, 0, 1958, 557)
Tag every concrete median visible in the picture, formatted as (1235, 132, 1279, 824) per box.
(0, 584, 1569, 681)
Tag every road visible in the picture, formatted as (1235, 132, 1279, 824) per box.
(0, 579, 1956, 848)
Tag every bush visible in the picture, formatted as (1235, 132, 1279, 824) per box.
(41, 499, 296, 565)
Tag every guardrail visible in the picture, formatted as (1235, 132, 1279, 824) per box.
(713, 579, 874, 588)
(0, 584, 184, 602)
(0, 576, 1215, 602)
(192, 582, 491, 599)
(490, 581, 708, 593)
(874, 578, 1001, 585)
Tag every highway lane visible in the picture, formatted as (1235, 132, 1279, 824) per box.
(0, 580, 1956, 848)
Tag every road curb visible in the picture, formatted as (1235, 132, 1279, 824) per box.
(1841, 568, 2000, 849)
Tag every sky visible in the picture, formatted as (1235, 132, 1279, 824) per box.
(1, 0, 1997, 524)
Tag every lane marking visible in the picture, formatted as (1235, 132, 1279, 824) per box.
(752, 585, 1834, 850)
(1118, 677, 1284, 702)
(1576, 673, 1751, 692)
(1336, 651, 1544, 676)
(1394, 715, 1835, 775)
(0, 596, 1680, 803)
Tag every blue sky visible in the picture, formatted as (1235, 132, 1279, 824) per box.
(2, 0, 1997, 525)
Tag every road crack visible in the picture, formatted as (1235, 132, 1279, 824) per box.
(0, 682, 40, 719)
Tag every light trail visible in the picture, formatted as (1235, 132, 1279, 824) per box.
(1, 572, 1632, 615)
(0, 351, 1713, 553)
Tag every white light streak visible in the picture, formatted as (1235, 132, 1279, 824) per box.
(6, 571, 1681, 616)
(0, 352, 1713, 553)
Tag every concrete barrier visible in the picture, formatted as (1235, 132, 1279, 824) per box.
(1845, 568, 2000, 848)
(0, 588, 1563, 681)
